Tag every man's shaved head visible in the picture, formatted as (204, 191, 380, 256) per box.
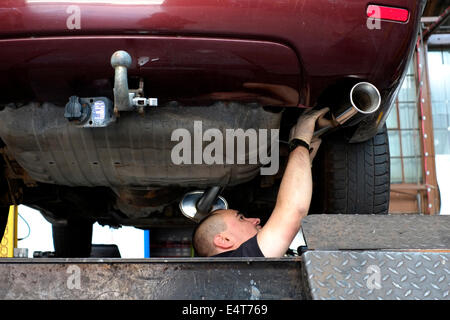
(192, 210, 228, 257)
(192, 209, 261, 257)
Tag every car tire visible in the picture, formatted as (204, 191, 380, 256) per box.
(311, 124, 390, 215)
(0, 206, 8, 241)
(52, 220, 93, 257)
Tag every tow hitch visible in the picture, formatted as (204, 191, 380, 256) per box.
(64, 50, 158, 127)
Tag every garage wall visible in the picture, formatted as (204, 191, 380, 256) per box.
(387, 58, 428, 214)
(16, 205, 145, 258)
(387, 61, 422, 185)
(428, 48, 450, 215)
(387, 44, 450, 215)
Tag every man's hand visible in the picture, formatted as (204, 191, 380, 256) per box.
(289, 107, 330, 145)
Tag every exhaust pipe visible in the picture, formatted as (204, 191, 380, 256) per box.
(314, 82, 381, 137)
(179, 82, 381, 222)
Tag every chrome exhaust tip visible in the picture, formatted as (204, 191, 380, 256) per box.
(335, 81, 381, 125)
(314, 82, 381, 137)
(350, 82, 381, 114)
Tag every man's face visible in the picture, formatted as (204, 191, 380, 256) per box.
(215, 209, 261, 245)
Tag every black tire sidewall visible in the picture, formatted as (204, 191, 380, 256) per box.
(311, 125, 390, 215)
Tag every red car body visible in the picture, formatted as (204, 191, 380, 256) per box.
(0, 0, 425, 141)
(0, 1, 426, 235)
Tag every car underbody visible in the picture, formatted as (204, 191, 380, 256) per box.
(0, 1, 427, 256)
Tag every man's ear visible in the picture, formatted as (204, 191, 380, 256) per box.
(213, 233, 234, 250)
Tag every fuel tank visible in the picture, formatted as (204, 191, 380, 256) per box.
(0, 102, 282, 187)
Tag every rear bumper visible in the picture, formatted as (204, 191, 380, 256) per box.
(0, 35, 301, 105)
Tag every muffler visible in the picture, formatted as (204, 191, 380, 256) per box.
(179, 188, 228, 223)
(314, 82, 381, 137)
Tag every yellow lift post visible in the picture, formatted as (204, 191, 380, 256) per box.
(0, 206, 18, 258)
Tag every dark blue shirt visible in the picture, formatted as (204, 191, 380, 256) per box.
(212, 235, 264, 257)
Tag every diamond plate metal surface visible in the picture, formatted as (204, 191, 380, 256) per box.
(302, 215, 450, 250)
(303, 251, 450, 300)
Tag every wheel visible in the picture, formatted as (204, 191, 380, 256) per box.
(311, 124, 390, 215)
(0, 206, 8, 241)
(52, 220, 93, 257)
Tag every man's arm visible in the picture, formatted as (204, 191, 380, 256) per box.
(256, 108, 329, 257)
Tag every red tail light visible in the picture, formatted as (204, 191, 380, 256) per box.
(367, 5, 409, 23)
